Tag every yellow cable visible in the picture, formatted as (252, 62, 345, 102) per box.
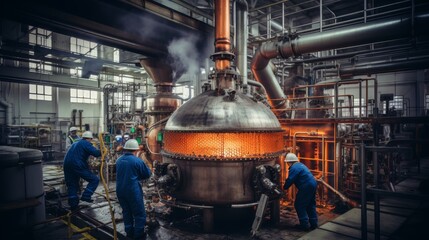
(61, 219, 96, 240)
(99, 133, 118, 240)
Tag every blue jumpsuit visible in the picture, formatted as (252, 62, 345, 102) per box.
(283, 162, 318, 229)
(116, 152, 152, 239)
(63, 139, 101, 209)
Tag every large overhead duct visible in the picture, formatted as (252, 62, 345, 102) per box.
(251, 13, 429, 110)
(339, 57, 429, 77)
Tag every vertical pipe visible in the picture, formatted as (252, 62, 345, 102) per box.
(373, 148, 380, 240)
(365, 80, 369, 117)
(214, 0, 231, 70)
(319, 0, 323, 32)
(411, 0, 415, 38)
(282, 3, 285, 33)
(334, 83, 339, 118)
(359, 82, 362, 117)
(322, 135, 325, 178)
(335, 136, 340, 190)
(305, 86, 309, 119)
(237, 0, 248, 92)
(18, 84, 21, 124)
(360, 143, 367, 240)
(374, 78, 378, 116)
(267, 7, 271, 38)
(364, 0, 367, 23)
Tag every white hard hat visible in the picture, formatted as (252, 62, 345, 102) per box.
(82, 131, 93, 139)
(69, 126, 78, 132)
(123, 139, 139, 150)
(285, 153, 299, 162)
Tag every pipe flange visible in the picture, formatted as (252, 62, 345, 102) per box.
(210, 51, 235, 61)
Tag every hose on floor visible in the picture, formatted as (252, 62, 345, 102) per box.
(99, 133, 118, 240)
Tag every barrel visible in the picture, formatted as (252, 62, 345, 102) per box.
(0, 146, 45, 227)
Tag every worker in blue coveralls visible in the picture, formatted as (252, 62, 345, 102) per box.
(63, 131, 101, 210)
(116, 139, 152, 239)
(283, 152, 318, 231)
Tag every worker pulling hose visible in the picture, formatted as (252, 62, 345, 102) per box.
(99, 133, 118, 240)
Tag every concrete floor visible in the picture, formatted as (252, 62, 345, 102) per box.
(6, 157, 428, 240)
(28, 163, 341, 240)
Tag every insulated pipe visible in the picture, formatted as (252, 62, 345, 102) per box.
(311, 64, 338, 82)
(214, 0, 231, 70)
(236, 0, 248, 91)
(339, 57, 429, 78)
(251, 13, 429, 110)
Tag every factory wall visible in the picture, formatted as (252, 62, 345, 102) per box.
(0, 81, 102, 133)
(336, 70, 427, 116)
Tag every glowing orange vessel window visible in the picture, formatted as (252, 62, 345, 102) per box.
(163, 131, 284, 159)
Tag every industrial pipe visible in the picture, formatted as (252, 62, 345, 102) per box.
(0, 99, 13, 125)
(339, 57, 429, 78)
(251, 13, 429, 110)
(317, 178, 359, 207)
(214, 0, 231, 70)
(78, 110, 83, 131)
(236, 0, 248, 91)
(248, 80, 267, 95)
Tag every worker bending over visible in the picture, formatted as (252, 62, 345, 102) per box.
(283, 152, 318, 231)
(63, 131, 101, 210)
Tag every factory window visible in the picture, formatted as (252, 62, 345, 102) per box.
(70, 38, 98, 79)
(28, 26, 52, 74)
(70, 37, 98, 58)
(353, 98, 365, 117)
(70, 88, 98, 104)
(29, 84, 52, 101)
(29, 26, 52, 47)
(70, 67, 98, 80)
(390, 95, 403, 110)
(114, 92, 132, 108)
(113, 48, 120, 63)
(382, 95, 404, 114)
(113, 75, 135, 83)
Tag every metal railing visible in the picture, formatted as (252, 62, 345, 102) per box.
(359, 144, 428, 240)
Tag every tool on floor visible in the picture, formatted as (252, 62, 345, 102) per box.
(250, 194, 269, 237)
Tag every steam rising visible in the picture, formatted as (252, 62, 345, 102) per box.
(167, 34, 202, 83)
(118, 10, 214, 83)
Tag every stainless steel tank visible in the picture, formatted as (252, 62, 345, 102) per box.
(154, 0, 283, 210)
(161, 89, 284, 205)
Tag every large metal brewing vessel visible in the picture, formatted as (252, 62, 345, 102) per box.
(157, 0, 284, 207)
(140, 59, 182, 162)
(161, 89, 284, 204)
